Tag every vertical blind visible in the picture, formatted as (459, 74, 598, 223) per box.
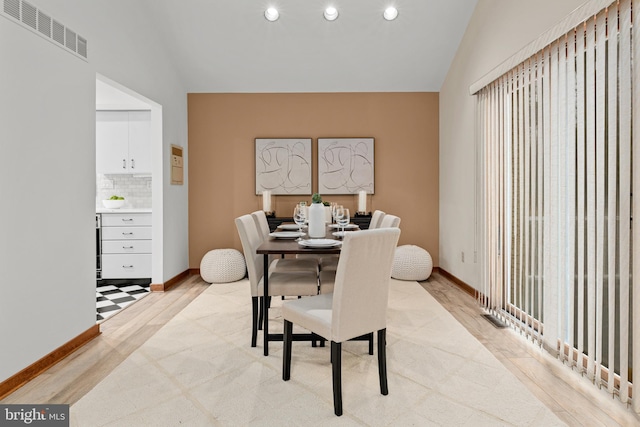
(477, 0, 640, 410)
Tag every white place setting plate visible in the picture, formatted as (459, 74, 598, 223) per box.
(269, 231, 305, 239)
(298, 239, 342, 248)
(277, 224, 307, 230)
(329, 224, 359, 230)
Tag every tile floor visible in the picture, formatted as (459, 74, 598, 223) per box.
(74, 279, 566, 425)
(96, 280, 150, 322)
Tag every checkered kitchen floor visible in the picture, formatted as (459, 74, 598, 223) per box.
(96, 280, 151, 322)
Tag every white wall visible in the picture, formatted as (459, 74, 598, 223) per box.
(0, 0, 187, 383)
(439, 0, 586, 289)
(48, 0, 189, 284)
(0, 16, 95, 382)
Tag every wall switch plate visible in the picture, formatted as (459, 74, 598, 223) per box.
(100, 179, 114, 189)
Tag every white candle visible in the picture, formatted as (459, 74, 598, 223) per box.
(262, 190, 271, 212)
(358, 190, 367, 213)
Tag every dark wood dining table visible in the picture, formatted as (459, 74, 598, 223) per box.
(256, 233, 342, 356)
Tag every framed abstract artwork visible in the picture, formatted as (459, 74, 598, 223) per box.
(317, 137, 374, 194)
(255, 138, 312, 195)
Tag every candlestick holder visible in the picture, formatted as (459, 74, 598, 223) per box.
(356, 190, 368, 216)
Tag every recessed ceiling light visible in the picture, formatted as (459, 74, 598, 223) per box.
(324, 6, 339, 21)
(383, 7, 398, 21)
(265, 7, 279, 22)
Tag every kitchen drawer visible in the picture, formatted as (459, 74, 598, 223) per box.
(101, 213, 152, 227)
(102, 240, 152, 254)
(102, 254, 151, 279)
(102, 226, 152, 240)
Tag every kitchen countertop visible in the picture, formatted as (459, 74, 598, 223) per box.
(96, 208, 152, 214)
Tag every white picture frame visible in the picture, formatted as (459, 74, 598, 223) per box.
(317, 137, 374, 194)
(255, 138, 312, 195)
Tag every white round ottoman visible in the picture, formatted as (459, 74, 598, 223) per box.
(200, 249, 246, 283)
(392, 245, 433, 281)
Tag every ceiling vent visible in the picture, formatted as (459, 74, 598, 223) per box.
(64, 27, 76, 51)
(20, 0, 35, 29)
(37, 9, 50, 37)
(77, 36, 87, 58)
(1, 0, 87, 60)
(3, 0, 19, 20)
(52, 18, 64, 45)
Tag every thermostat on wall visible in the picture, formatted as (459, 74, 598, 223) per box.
(171, 144, 184, 185)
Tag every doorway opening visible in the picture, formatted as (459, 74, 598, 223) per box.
(95, 74, 163, 322)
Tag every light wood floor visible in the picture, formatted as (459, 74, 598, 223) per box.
(422, 273, 640, 427)
(1, 274, 210, 405)
(2, 272, 639, 426)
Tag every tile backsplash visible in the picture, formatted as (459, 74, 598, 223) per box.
(96, 174, 152, 209)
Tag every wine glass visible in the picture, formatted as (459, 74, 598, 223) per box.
(298, 201, 308, 225)
(333, 205, 343, 231)
(337, 208, 350, 235)
(293, 204, 306, 241)
(330, 202, 338, 224)
(333, 204, 343, 227)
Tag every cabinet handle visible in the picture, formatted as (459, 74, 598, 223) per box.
(122, 159, 126, 169)
(122, 232, 134, 235)
(131, 159, 135, 169)
(122, 265, 134, 268)
(123, 246, 134, 249)
(121, 218, 134, 222)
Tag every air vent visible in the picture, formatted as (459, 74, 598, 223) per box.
(37, 10, 50, 37)
(65, 27, 75, 51)
(1, 0, 87, 60)
(20, 0, 35, 29)
(3, 0, 18, 19)
(78, 36, 87, 58)
(77, 36, 87, 58)
(52, 19, 64, 45)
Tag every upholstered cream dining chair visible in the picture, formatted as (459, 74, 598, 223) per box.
(369, 210, 386, 229)
(282, 227, 401, 416)
(251, 210, 319, 274)
(379, 214, 401, 228)
(235, 214, 319, 347)
(320, 210, 390, 281)
(320, 209, 388, 273)
(318, 269, 336, 295)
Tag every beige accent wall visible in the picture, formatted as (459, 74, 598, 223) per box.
(188, 92, 439, 268)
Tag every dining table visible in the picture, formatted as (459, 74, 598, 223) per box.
(256, 225, 347, 356)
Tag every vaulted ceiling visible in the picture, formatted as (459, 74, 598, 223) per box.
(144, 0, 478, 93)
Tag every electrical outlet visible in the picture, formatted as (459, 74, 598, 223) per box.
(461, 251, 465, 262)
(100, 179, 114, 189)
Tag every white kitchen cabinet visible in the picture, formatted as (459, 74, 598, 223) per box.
(96, 110, 151, 174)
(102, 240, 153, 254)
(101, 213, 152, 227)
(101, 226, 152, 240)
(101, 212, 152, 279)
(102, 254, 152, 279)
